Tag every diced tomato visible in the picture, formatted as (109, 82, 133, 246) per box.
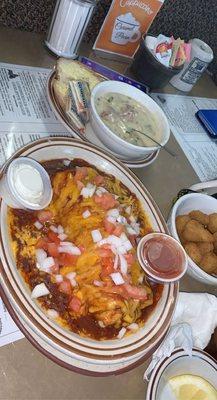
(47, 242, 59, 258)
(94, 193, 118, 210)
(98, 247, 113, 258)
(38, 210, 53, 223)
(103, 218, 115, 234)
(50, 259, 59, 274)
(78, 245, 85, 253)
(74, 167, 88, 183)
(93, 175, 104, 185)
(123, 284, 147, 300)
(36, 237, 49, 251)
(124, 253, 135, 266)
(47, 231, 60, 245)
(58, 279, 71, 295)
(58, 253, 78, 266)
(76, 180, 84, 190)
(69, 296, 81, 312)
(100, 257, 114, 278)
(113, 224, 124, 237)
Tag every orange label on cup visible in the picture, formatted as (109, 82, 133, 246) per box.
(93, 0, 164, 58)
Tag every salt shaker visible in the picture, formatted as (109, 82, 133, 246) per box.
(45, 0, 96, 59)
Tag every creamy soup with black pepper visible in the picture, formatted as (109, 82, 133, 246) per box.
(95, 92, 161, 147)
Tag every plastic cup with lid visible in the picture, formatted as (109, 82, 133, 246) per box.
(0, 157, 53, 210)
(137, 232, 188, 283)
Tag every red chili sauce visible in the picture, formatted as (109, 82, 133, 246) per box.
(143, 237, 185, 279)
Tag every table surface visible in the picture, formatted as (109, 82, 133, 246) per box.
(0, 25, 216, 400)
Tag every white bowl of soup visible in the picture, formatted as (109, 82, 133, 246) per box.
(90, 81, 170, 160)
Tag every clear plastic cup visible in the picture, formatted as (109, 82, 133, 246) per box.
(0, 157, 53, 210)
(137, 232, 187, 283)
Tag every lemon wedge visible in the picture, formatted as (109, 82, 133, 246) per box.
(168, 374, 217, 400)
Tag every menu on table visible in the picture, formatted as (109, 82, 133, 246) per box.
(0, 62, 69, 167)
(0, 62, 68, 347)
(151, 93, 217, 182)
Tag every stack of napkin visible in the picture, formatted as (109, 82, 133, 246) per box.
(144, 292, 217, 380)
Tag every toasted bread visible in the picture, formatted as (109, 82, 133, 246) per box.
(53, 58, 104, 111)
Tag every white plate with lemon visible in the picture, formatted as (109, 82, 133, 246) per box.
(146, 348, 217, 400)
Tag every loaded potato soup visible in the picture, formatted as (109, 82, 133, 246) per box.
(8, 159, 162, 340)
(95, 92, 161, 147)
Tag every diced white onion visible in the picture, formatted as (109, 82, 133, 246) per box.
(66, 272, 76, 280)
(123, 240, 133, 252)
(57, 225, 64, 234)
(138, 275, 144, 284)
(36, 249, 47, 265)
(107, 216, 116, 224)
(63, 159, 71, 166)
(91, 229, 102, 243)
(34, 221, 43, 230)
(47, 309, 59, 319)
(66, 272, 77, 287)
(58, 244, 81, 255)
(126, 226, 137, 235)
(125, 206, 131, 215)
(117, 245, 127, 255)
(93, 280, 104, 287)
(107, 208, 119, 218)
(41, 257, 55, 272)
(107, 235, 122, 247)
(70, 279, 77, 287)
(60, 241, 73, 246)
(127, 323, 139, 331)
(110, 245, 118, 255)
(87, 183, 96, 190)
(131, 222, 140, 234)
(117, 215, 127, 225)
(58, 233, 67, 241)
(50, 225, 58, 233)
(31, 283, 50, 299)
(114, 254, 119, 270)
(98, 321, 105, 328)
(96, 187, 107, 197)
(82, 210, 91, 219)
(119, 254, 128, 275)
(110, 272, 125, 285)
(129, 215, 136, 223)
(55, 274, 63, 283)
(117, 327, 126, 339)
(81, 183, 96, 198)
(120, 233, 128, 243)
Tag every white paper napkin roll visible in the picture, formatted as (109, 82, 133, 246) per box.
(170, 38, 213, 92)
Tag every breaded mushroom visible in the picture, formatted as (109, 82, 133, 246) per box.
(200, 252, 217, 274)
(189, 210, 209, 226)
(182, 220, 214, 243)
(176, 215, 191, 236)
(208, 213, 217, 233)
(197, 242, 214, 255)
(184, 242, 202, 264)
(213, 233, 217, 254)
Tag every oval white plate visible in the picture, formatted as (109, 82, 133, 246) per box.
(0, 138, 178, 369)
(46, 71, 160, 169)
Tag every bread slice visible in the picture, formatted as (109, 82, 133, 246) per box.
(53, 58, 105, 111)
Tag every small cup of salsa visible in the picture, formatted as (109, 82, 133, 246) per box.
(137, 232, 187, 283)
